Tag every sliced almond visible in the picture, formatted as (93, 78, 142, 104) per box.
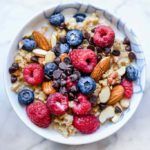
(51, 32, 57, 48)
(111, 113, 122, 123)
(118, 57, 130, 67)
(117, 66, 126, 76)
(99, 106, 115, 123)
(33, 48, 47, 57)
(108, 85, 124, 105)
(99, 86, 110, 103)
(45, 51, 56, 63)
(120, 99, 130, 108)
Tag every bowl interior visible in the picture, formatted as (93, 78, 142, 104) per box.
(4, 3, 146, 145)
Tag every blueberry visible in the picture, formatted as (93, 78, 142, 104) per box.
(44, 62, 58, 78)
(22, 39, 36, 51)
(125, 65, 138, 81)
(66, 30, 83, 46)
(77, 76, 96, 94)
(60, 43, 70, 54)
(73, 13, 86, 22)
(49, 13, 65, 26)
(18, 89, 34, 105)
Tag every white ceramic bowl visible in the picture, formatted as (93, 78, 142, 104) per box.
(4, 2, 146, 145)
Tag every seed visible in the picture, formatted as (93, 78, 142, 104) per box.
(112, 50, 120, 56)
(128, 52, 136, 61)
(11, 75, 17, 83)
(123, 37, 130, 45)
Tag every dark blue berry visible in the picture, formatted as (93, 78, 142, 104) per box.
(44, 62, 58, 78)
(22, 39, 36, 51)
(77, 76, 96, 94)
(60, 43, 70, 54)
(66, 29, 83, 46)
(125, 65, 138, 81)
(18, 89, 34, 105)
(73, 13, 86, 22)
(49, 13, 65, 26)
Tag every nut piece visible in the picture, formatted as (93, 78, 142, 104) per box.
(111, 113, 122, 123)
(117, 66, 126, 76)
(91, 57, 110, 82)
(99, 106, 115, 123)
(51, 32, 57, 48)
(99, 86, 110, 103)
(33, 31, 51, 51)
(45, 51, 56, 63)
(42, 81, 56, 95)
(33, 48, 48, 57)
(108, 85, 124, 105)
(120, 99, 130, 108)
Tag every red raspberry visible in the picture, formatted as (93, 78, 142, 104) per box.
(93, 25, 115, 48)
(72, 94, 91, 115)
(26, 101, 51, 128)
(66, 76, 76, 90)
(23, 63, 44, 85)
(73, 115, 100, 134)
(46, 93, 69, 115)
(69, 49, 97, 73)
(121, 79, 133, 99)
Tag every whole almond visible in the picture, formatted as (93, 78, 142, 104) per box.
(33, 31, 51, 51)
(108, 85, 124, 105)
(91, 57, 110, 82)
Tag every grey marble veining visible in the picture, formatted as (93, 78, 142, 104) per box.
(0, 0, 150, 149)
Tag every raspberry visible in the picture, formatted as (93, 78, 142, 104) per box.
(23, 63, 44, 85)
(46, 93, 69, 115)
(93, 25, 115, 48)
(73, 94, 91, 115)
(66, 76, 76, 90)
(73, 115, 100, 134)
(121, 79, 133, 99)
(69, 49, 97, 73)
(26, 101, 51, 128)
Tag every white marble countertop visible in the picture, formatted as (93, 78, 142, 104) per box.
(0, 0, 150, 149)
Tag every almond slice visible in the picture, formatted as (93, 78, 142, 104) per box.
(33, 48, 47, 57)
(99, 106, 115, 123)
(33, 31, 51, 51)
(99, 86, 110, 103)
(108, 85, 124, 105)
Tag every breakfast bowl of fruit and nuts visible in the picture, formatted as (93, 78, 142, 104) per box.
(5, 3, 145, 145)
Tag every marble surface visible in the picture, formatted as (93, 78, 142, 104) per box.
(0, 0, 150, 149)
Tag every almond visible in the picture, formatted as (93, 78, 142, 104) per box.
(33, 48, 47, 57)
(91, 57, 110, 82)
(42, 81, 56, 95)
(33, 31, 51, 51)
(99, 86, 110, 103)
(108, 85, 124, 105)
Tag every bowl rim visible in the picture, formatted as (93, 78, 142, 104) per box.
(4, 2, 146, 145)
